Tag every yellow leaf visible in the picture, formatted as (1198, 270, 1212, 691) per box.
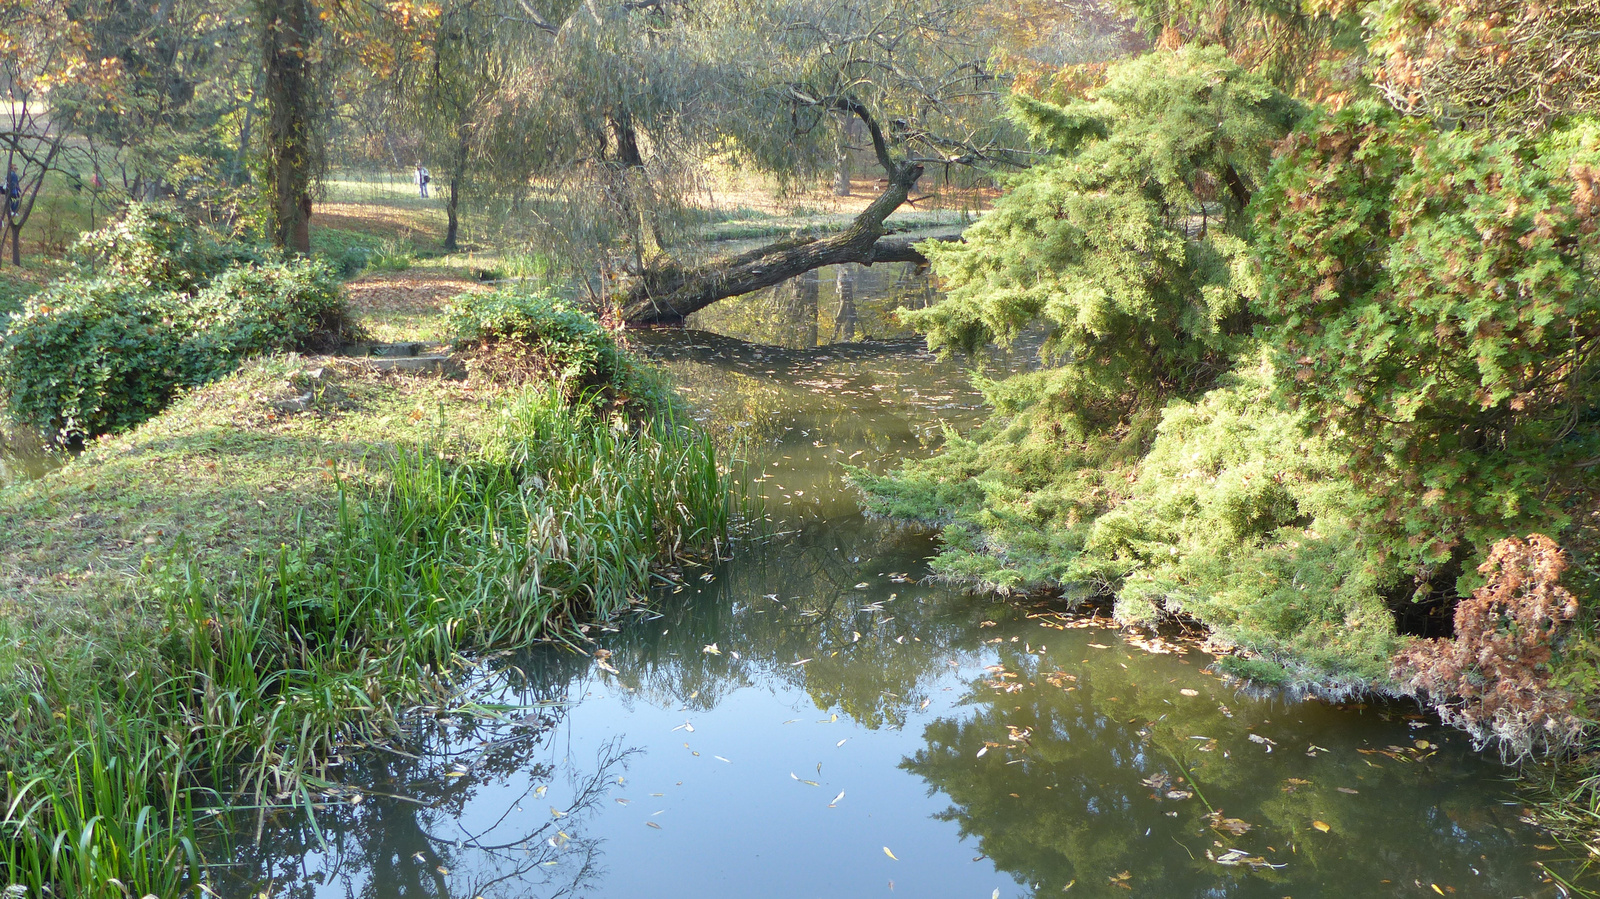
(1431, 886, 1444, 896)
(884, 846, 899, 860)
(1312, 820, 1331, 833)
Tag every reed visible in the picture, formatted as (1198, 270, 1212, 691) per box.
(0, 382, 735, 897)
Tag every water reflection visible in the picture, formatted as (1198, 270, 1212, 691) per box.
(0, 427, 56, 489)
(216, 666, 629, 899)
(686, 261, 939, 348)
(229, 264, 1560, 898)
(903, 605, 1541, 897)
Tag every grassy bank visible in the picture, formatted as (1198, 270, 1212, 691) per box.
(0, 342, 733, 896)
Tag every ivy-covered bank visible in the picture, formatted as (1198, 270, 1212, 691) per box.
(0, 216, 735, 898)
(858, 46, 1600, 760)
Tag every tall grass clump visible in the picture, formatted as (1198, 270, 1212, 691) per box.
(0, 381, 734, 898)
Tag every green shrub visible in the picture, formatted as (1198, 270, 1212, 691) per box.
(1254, 105, 1600, 588)
(0, 279, 217, 438)
(193, 259, 355, 355)
(446, 286, 661, 407)
(1070, 367, 1403, 683)
(69, 202, 258, 294)
(0, 277, 41, 325)
(0, 259, 358, 440)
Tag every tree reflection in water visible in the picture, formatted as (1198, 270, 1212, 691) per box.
(901, 622, 1546, 898)
(214, 660, 635, 899)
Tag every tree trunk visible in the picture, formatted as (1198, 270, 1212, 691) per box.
(228, 79, 258, 188)
(444, 129, 468, 251)
(445, 171, 461, 251)
(833, 265, 856, 341)
(835, 116, 856, 196)
(797, 269, 818, 347)
(621, 161, 934, 325)
(9, 223, 17, 266)
(258, 0, 317, 254)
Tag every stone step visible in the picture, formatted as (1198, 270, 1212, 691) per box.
(346, 341, 450, 358)
(357, 354, 464, 376)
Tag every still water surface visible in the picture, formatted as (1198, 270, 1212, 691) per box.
(233, 264, 1557, 898)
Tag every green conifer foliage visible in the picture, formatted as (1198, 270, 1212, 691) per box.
(861, 47, 1300, 594)
(1254, 104, 1600, 586)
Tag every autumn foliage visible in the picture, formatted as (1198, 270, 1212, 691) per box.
(1366, 0, 1600, 127)
(1393, 535, 1585, 760)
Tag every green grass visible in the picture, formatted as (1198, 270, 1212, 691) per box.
(0, 354, 735, 898)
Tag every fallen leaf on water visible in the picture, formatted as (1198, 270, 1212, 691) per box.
(792, 658, 812, 666)
(1210, 849, 1281, 869)
(436, 866, 450, 874)
(1179, 689, 1199, 697)
(884, 846, 899, 860)
(993, 890, 1001, 899)
(1088, 643, 1111, 649)
(829, 791, 845, 807)
(646, 821, 662, 829)
(684, 722, 695, 732)
(715, 755, 731, 763)
(1206, 811, 1252, 835)
(1336, 787, 1359, 794)
(550, 806, 566, 818)
(702, 643, 720, 655)
(1312, 820, 1331, 833)
(1431, 886, 1444, 896)
(837, 738, 848, 747)
(976, 746, 989, 758)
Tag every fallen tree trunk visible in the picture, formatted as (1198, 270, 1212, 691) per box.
(619, 161, 962, 325)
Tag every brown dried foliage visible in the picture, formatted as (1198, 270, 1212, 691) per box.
(1370, 0, 1600, 127)
(1393, 534, 1585, 760)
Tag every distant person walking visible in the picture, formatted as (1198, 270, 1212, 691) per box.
(5, 165, 20, 217)
(415, 162, 430, 199)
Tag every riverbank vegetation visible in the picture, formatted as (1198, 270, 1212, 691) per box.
(0, 200, 735, 894)
(860, 1, 1600, 769)
(0, 344, 732, 897)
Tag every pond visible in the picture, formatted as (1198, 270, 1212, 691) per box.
(226, 263, 1562, 898)
(0, 429, 56, 490)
